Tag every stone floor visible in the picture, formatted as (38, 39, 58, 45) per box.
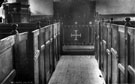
(48, 55, 105, 84)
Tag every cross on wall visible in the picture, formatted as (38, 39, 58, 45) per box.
(71, 30, 81, 41)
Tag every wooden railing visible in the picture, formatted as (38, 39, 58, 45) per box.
(94, 18, 135, 84)
(0, 22, 61, 84)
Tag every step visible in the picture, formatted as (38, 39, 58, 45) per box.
(62, 45, 95, 55)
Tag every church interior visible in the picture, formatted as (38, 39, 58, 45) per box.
(0, 0, 135, 84)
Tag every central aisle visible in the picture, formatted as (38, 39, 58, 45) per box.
(48, 56, 105, 84)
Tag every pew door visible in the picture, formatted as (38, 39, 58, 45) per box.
(127, 28, 135, 83)
(118, 26, 125, 84)
(39, 27, 45, 84)
(57, 23, 61, 59)
(106, 23, 112, 84)
(102, 23, 108, 81)
(53, 23, 58, 67)
(111, 24, 119, 84)
(49, 25, 54, 74)
(94, 21, 100, 61)
(0, 35, 16, 84)
(32, 30, 40, 84)
(45, 26, 52, 83)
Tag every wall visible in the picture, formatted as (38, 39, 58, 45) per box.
(96, 0, 135, 14)
(29, 0, 53, 15)
(54, 0, 96, 24)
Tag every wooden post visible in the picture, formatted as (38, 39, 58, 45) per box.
(12, 24, 19, 71)
(37, 21, 45, 84)
(10, 24, 19, 35)
(125, 17, 131, 83)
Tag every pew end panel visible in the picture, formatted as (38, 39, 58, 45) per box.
(0, 35, 16, 84)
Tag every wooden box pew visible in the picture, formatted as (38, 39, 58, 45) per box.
(13, 32, 33, 83)
(52, 22, 61, 68)
(39, 23, 61, 83)
(94, 21, 100, 61)
(127, 27, 135, 83)
(105, 23, 112, 84)
(18, 23, 59, 84)
(43, 23, 60, 83)
(49, 24, 54, 74)
(100, 22, 108, 81)
(57, 22, 61, 59)
(0, 26, 40, 84)
(16, 24, 58, 84)
(96, 19, 135, 84)
(0, 24, 44, 84)
(44, 25, 54, 83)
(99, 22, 104, 70)
(117, 25, 126, 83)
(0, 23, 60, 84)
(98, 22, 102, 70)
(38, 26, 46, 84)
(9, 24, 41, 84)
(0, 35, 16, 84)
(17, 24, 55, 84)
(110, 24, 119, 84)
(52, 23, 58, 69)
(100, 22, 107, 74)
(103, 23, 108, 81)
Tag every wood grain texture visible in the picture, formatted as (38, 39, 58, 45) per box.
(0, 36, 15, 83)
(49, 56, 105, 84)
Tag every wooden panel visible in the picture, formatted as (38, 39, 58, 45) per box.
(45, 26, 50, 42)
(45, 43, 51, 83)
(106, 23, 112, 84)
(53, 39, 58, 67)
(112, 24, 119, 50)
(128, 65, 135, 76)
(57, 23, 61, 58)
(100, 22, 108, 77)
(118, 63, 125, 73)
(118, 25, 125, 83)
(102, 40, 107, 80)
(118, 26, 125, 66)
(98, 22, 102, 69)
(103, 23, 108, 81)
(32, 29, 40, 84)
(127, 27, 135, 83)
(111, 24, 119, 83)
(0, 48, 13, 83)
(106, 49, 111, 83)
(94, 22, 99, 60)
(39, 27, 45, 84)
(63, 25, 91, 45)
(53, 23, 58, 64)
(100, 22, 106, 71)
(0, 23, 61, 84)
(49, 25, 54, 73)
(45, 25, 51, 83)
(14, 32, 34, 83)
(1, 69, 16, 84)
(0, 35, 15, 84)
(50, 42, 53, 73)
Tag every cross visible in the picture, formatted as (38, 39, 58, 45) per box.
(71, 30, 81, 41)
